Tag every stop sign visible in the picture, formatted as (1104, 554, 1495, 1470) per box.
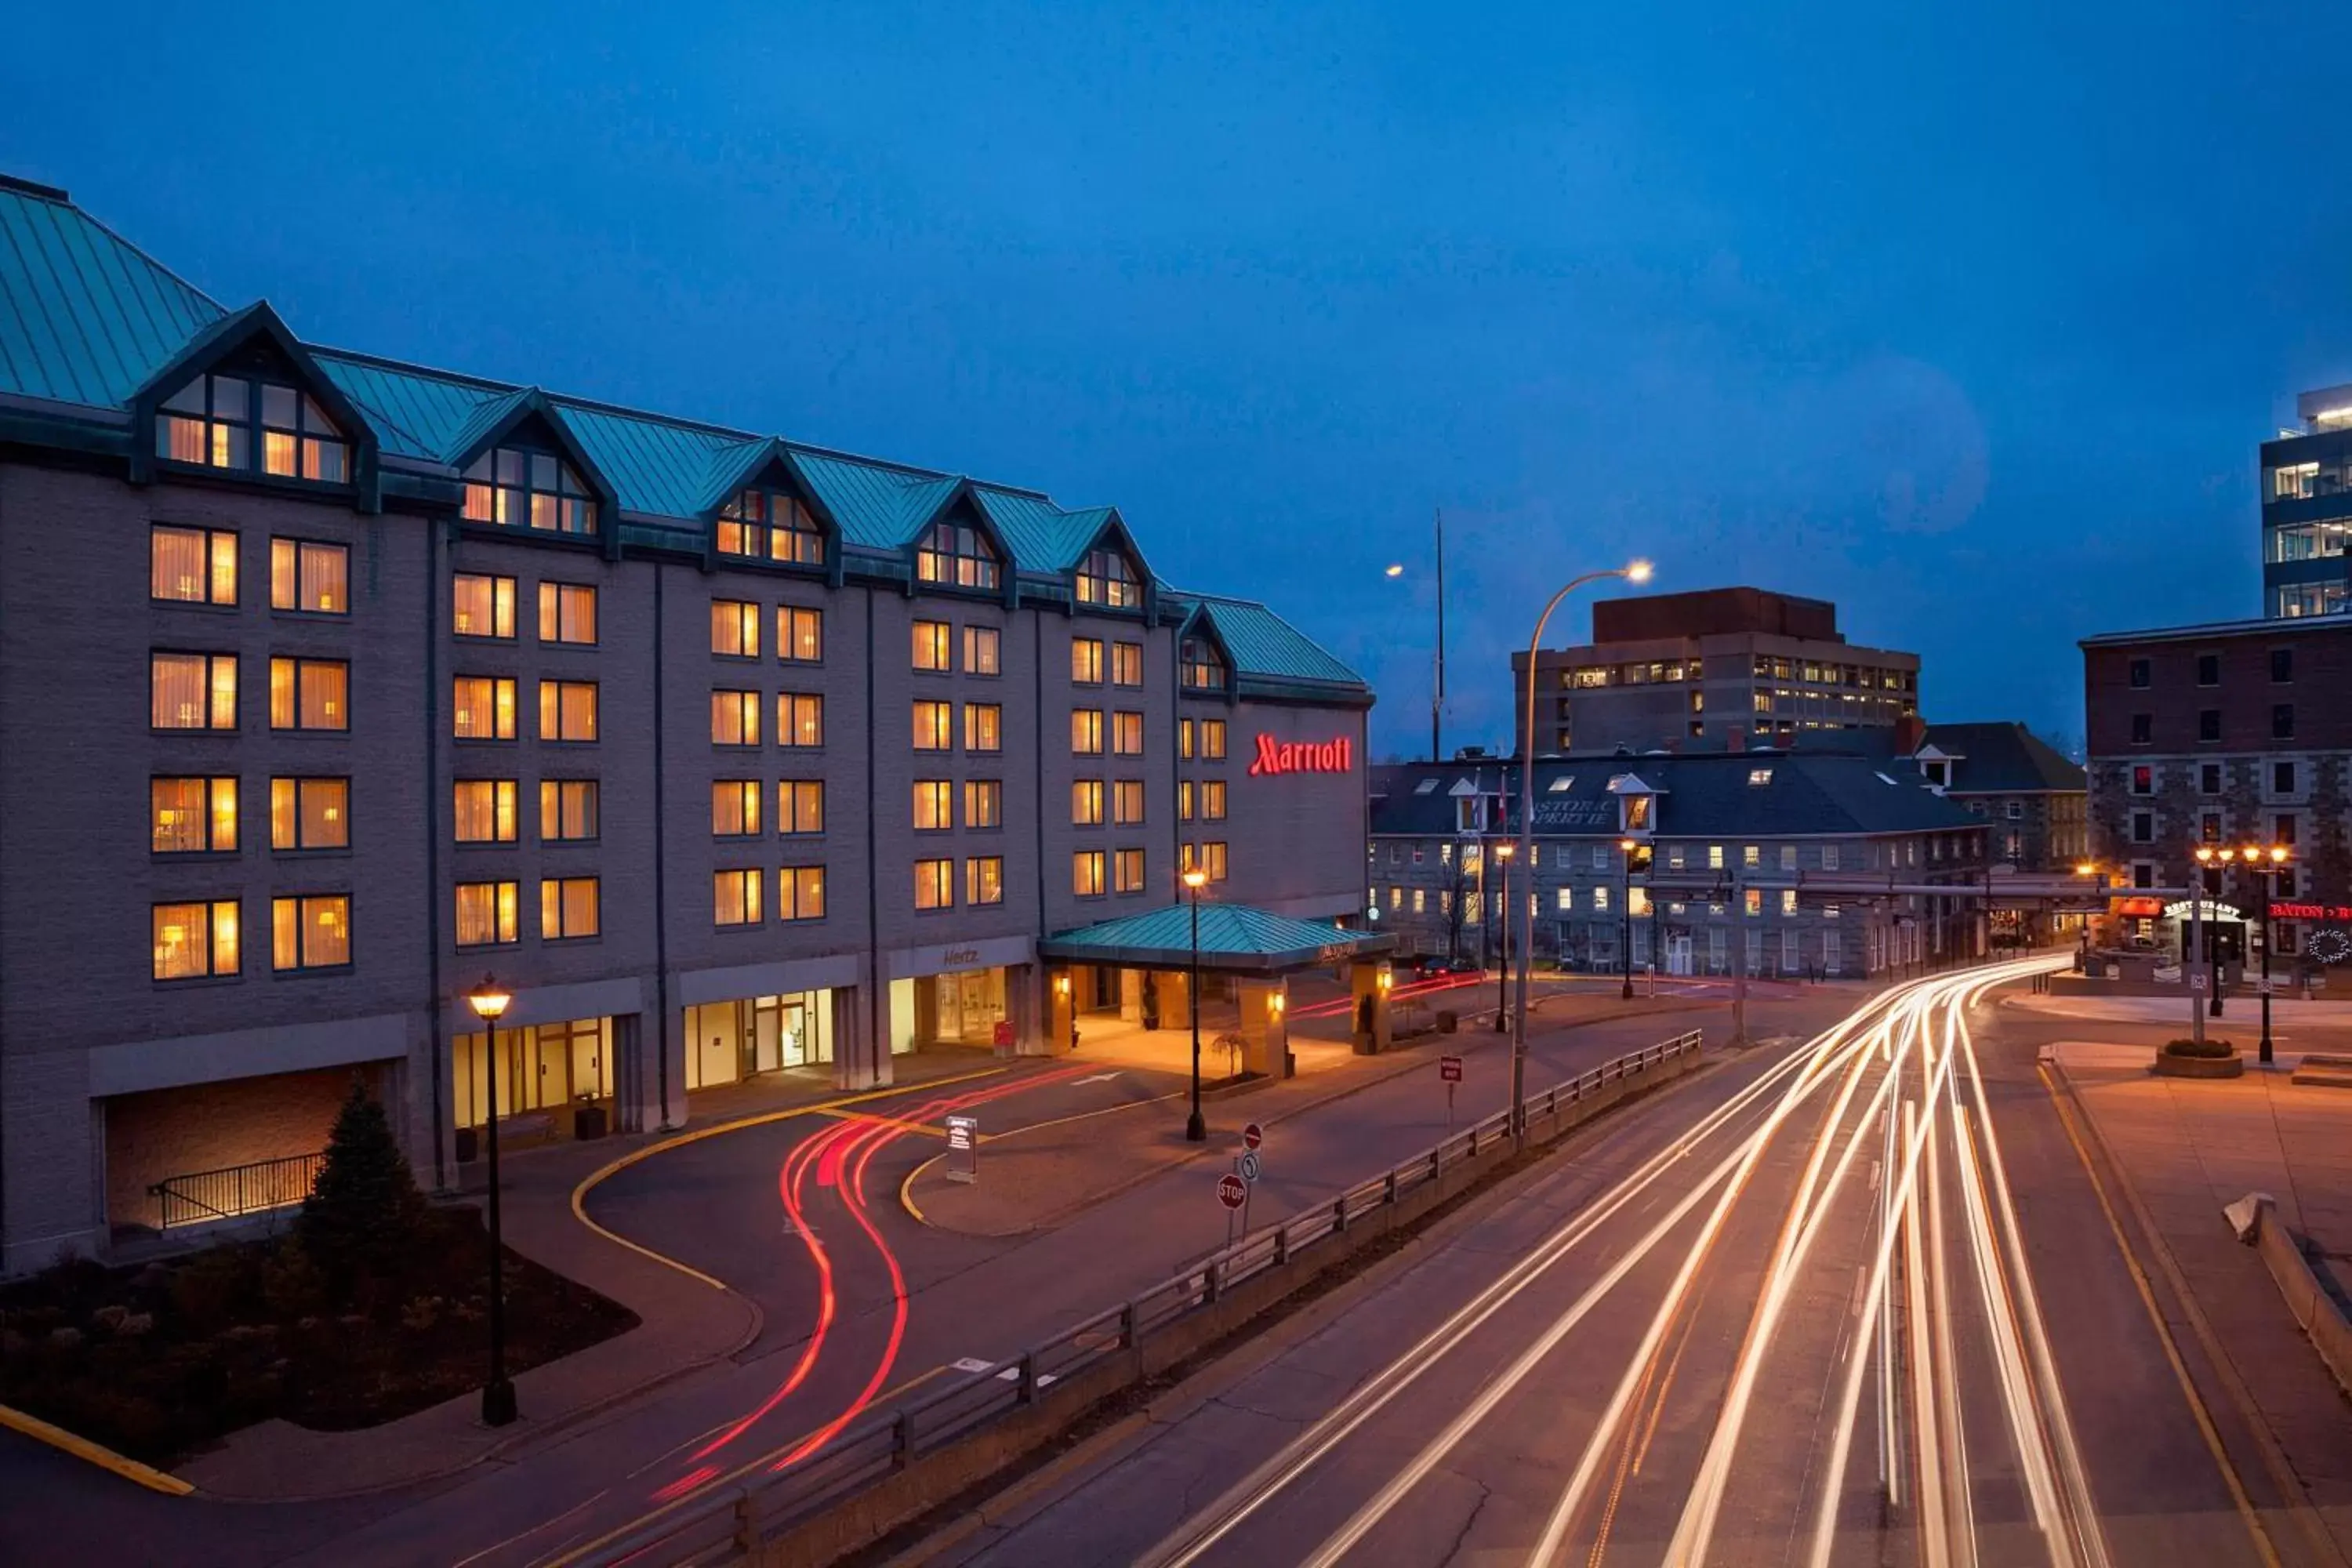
(1242, 1121, 1264, 1151)
(1217, 1173, 1247, 1210)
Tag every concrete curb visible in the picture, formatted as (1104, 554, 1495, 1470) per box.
(0, 1401, 194, 1497)
(2239, 1192, 2352, 1403)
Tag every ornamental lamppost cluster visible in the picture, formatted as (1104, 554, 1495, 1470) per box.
(2194, 843, 2294, 1064)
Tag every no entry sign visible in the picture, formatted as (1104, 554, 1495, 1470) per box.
(1242, 1121, 1265, 1151)
(1217, 1173, 1247, 1210)
(1439, 1054, 1464, 1083)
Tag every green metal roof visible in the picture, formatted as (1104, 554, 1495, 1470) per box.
(1039, 902, 1393, 975)
(0, 177, 223, 410)
(315, 350, 510, 460)
(1181, 595, 1365, 688)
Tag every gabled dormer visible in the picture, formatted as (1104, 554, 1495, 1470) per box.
(445, 390, 621, 559)
(1068, 512, 1155, 618)
(701, 440, 844, 586)
(908, 481, 1016, 608)
(130, 302, 379, 509)
(1176, 604, 1236, 701)
(1606, 771, 1664, 836)
(1914, 743, 1959, 793)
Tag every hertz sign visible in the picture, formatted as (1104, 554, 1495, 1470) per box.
(1250, 735, 1353, 777)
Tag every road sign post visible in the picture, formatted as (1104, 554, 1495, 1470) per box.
(946, 1115, 978, 1185)
(1237, 1144, 1261, 1235)
(1218, 1169, 1247, 1247)
(1439, 1054, 1463, 1131)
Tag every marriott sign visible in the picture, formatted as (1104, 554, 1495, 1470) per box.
(1249, 734, 1353, 777)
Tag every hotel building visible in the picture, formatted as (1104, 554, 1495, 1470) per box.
(0, 174, 1372, 1271)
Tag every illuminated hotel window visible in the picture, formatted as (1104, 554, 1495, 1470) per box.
(270, 539, 347, 614)
(1071, 709, 1104, 756)
(779, 606, 822, 663)
(913, 619, 952, 672)
(714, 868, 763, 927)
(541, 779, 598, 841)
(717, 488, 823, 565)
(540, 877, 601, 939)
(964, 626, 1001, 675)
(915, 520, 1000, 591)
(779, 693, 823, 748)
(453, 779, 518, 844)
(1073, 850, 1107, 897)
(712, 690, 760, 746)
(152, 777, 238, 854)
(1112, 641, 1144, 687)
(913, 780, 953, 831)
(456, 881, 519, 947)
(271, 894, 351, 971)
(967, 856, 1004, 906)
(1202, 780, 1227, 820)
(154, 899, 240, 980)
(1199, 719, 1227, 760)
(462, 446, 595, 535)
(157, 374, 348, 483)
(452, 573, 517, 638)
(151, 525, 238, 604)
(1075, 547, 1141, 608)
(1114, 848, 1145, 894)
(1178, 719, 1193, 759)
(152, 652, 238, 731)
(269, 657, 348, 731)
(713, 780, 762, 837)
(1203, 841, 1229, 882)
(965, 702, 1002, 753)
(1072, 637, 1105, 684)
(779, 780, 825, 834)
(1112, 711, 1144, 756)
(712, 599, 760, 659)
(913, 700, 953, 752)
(779, 865, 826, 921)
(1113, 779, 1145, 826)
(1072, 779, 1105, 826)
(539, 582, 598, 645)
(1180, 636, 1227, 691)
(272, 777, 349, 850)
(915, 858, 953, 911)
(965, 779, 1002, 829)
(454, 676, 518, 740)
(1179, 780, 1195, 821)
(539, 680, 599, 742)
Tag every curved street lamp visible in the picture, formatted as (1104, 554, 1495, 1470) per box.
(465, 974, 517, 1428)
(1619, 837, 1639, 1000)
(1512, 560, 1653, 1149)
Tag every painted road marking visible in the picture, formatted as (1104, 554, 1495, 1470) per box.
(952, 1357, 994, 1374)
(1074, 1072, 1123, 1084)
(0, 1401, 194, 1496)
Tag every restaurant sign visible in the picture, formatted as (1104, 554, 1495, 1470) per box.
(2272, 901, 2352, 921)
(1250, 735, 1353, 777)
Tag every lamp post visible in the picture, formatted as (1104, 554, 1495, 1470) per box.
(2218, 844, 2292, 1065)
(1514, 559, 1653, 1150)
(2193, 845, 2228, 1019)
(1492, 841, 1515, 1030)
(1183, 869, 1208, 1142)
(465, 975, 517, 1428)
(1617, 837, 1638, 1000)
(2073, 861, 2101, 967)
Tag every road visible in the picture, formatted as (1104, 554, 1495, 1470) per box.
(929, 956, 2275, 1568)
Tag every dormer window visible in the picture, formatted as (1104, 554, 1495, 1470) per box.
(1076, 547, 1141, 608)
(158, 375, 348, 483)
(1181, 636, 1228, 691)
(720, 488, 823, 565)
(1623, 793, 1653, 830)
(915, 521, 1000, 591)
(1922, 759, 1950, 789)
(463, 447, 595, 535)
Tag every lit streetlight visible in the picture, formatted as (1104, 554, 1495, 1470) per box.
(2202, 844, 2293, 1064)
(1619, 837, 1639, 1000)
(465, 974, 517, 1428)
(1182, 868, 1209, 1142)
(1492, 841, 1515, 1029)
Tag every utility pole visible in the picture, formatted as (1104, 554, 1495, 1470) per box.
(1431, 508, 1446, 764)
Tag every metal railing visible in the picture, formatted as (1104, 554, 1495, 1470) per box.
(149, 1150, 325, 1229)
(577, 1029, 1705, 1566)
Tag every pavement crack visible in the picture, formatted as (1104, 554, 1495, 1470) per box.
(1435, 1472, 1494, 1568)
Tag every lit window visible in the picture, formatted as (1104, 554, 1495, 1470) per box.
(964, 626, 1001, 675)
(1114, 848, 1145, 893)
(1112, 642, 1144, 687)
(1181, 636, 1227, 691)
(152, 777, 238, 854)
(1548, 776, 1574, 793)
(151, 525, 238, 604)
(453, 677, 518, 740)
(1072, 779, 1105, 826)
(463, 446, 595, 535)
(712, 690, 760, 746)
(779, 865, 826, 921)
(1114, 779, 1145, 826)
(270, 539, 347, 614)
(915, 520, 1000, 591)
(272, 894, 351, 970)
(541, 779, 598, 841)
(967, 856, 1004, 906)
(1179, 780, 1195, 821)
(714, 868, 763, 927)
(539, 582, 598, 645)
(453, 574, 516, 639)
(1179, 720, 1195, 759)
(779, 606, 822, 663)
(1743, 845, 1761, 869)
(540, 877, 601, 939)
(713, 780, 762, 837)
(1200, 720, 1228, 760)
(779, 693, 824, 748)
(1708, 845, 1725, 870)
(539, 680, 599, 742)
(712, 599, 761, 658)
(913, 699, 953, 751)
(453, 779, 518, 844)
(1073, 850, 1107, 896)
(779, 780, 825, 834)
(1072, 710, 1104, 755)
(965, 779, 1003, 828)
(1555, 887, 1573, 912)
(1075, 547, 1141, 608)
(1112, 711, 1145, 756)
(965, 702, 1003, 753)
(455, 881, 518, 946)
(913, 620, 952, 672)
(1203, 780, 1228, 820)
(158, 375, 347, 483)
(153, 899, 241, 980)
(717, 488, 823, 564)
(914, 780, 953, 831)
(152, 652, 238, 730)
(1203, 841, 1228, 882)
(1781, 889, 1798, 916)
(1072, 638, 1105, 684)
(270, 657, 348, 731)
(270, 777, 349, 850)
(915, 858, 954, 910)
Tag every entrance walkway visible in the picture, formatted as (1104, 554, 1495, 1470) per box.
(1069, 1012, 1245, 1078)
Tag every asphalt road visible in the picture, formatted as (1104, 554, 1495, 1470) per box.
(927, 958, 2278, 1568)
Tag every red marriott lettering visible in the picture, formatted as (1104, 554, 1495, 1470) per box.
(1250, 734, 1353, 777)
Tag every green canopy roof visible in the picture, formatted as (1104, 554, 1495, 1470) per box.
(1039, 903, 1392, 975)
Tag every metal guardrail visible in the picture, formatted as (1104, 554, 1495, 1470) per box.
(148, 1149, 324, 1229)
(578, 1029, 1705, 1566)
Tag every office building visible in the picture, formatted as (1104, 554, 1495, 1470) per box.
(2260, 387, 2352, 619)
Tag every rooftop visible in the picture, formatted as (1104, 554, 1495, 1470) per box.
(2079, 614, 2352, 648)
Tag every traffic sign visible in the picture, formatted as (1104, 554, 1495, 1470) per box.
(1242, 1121, 1265, 1151)
(1439, 1054, 1464, 1083)
(2192, 973, 2209, 991)
(2257, 977, 2277, 995)
(1240, 1150, 1261, 1183)
(1216, 1173, 1247, 1210)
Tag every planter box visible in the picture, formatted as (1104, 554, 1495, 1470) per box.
(2154, 1051, 2244, 1080)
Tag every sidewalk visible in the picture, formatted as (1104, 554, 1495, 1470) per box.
(173, 1051, 1006, 1501)
(2049, 1042, 2352, 1561)
(2014, 992, 2352, 1029)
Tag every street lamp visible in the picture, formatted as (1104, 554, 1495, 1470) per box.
(2221, 844, 2293, 1065)
(1512, 558, 1653, 1150)
(2071, 862, 2104, 967)
(465, 974, 517, 1428)
(1492, 842, 1515, 1030)
(1182, 869, 1208, 1142)
(2192, 845, 2231, 1019)
(1618, 837, 1639, 1000)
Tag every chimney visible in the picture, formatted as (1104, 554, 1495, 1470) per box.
(1726, 724, 1746, 753)
(1893, 713, 1928, 756)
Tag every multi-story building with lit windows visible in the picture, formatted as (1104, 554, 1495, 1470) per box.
(2259, 386, 2352, 620)
(0, 173, 1370, 1271)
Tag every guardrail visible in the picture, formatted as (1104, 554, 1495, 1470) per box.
(575, 1029, 1706, 1567)
(148, 1149, 324, 1229)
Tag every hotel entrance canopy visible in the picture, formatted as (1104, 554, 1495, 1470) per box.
(1038, 904, 1394, 976)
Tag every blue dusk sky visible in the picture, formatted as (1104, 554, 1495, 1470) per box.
(8, 2, 2350, 757)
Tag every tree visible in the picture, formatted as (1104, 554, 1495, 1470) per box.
(297, 1077, 428, 1287)
(1441, 848, 1475, 962)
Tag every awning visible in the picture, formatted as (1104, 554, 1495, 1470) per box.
(1037, 903, 1396, 976)
(2114, 897, 2165, 917)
